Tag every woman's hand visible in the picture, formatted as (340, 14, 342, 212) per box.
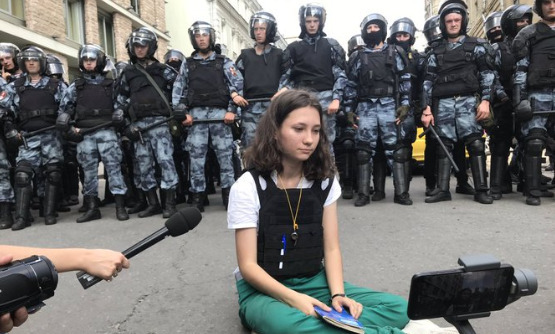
(80, 249, 129, 281)
(331, 295, 363, 319)
(288, 292, 331, 317)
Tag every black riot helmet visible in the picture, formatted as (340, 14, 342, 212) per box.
(360, 13, 388, 46)
(501, 5, 533, 38)
(298, 3, 326, 38)
(423, 15, 442, 45)
(439, 2, 469, 38)
(188, 21, 216, 52)
(45, 54, 65, 78)
(389, 17, 416, 46)
(438, 0, 468, 13)
(17, 46, 47, 75)
(0, 42, 20, 71)
(127, 27, 158, 61)
(484, 11, 504, 42)
(347, 34, 365, 56)
(250, 11, 278, 43)
(78, 44, 107, 74)
(164, 49, 185, 64)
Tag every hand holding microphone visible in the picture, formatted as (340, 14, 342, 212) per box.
(76, 207, 202, 289)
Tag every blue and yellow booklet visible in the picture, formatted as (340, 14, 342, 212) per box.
(314, 306, 364, 333)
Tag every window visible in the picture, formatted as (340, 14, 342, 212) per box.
(98, 13, 115, 57)
(0, 0, 24, 18)
(130, 0, 140, 14)
(65, 0, 84, 43)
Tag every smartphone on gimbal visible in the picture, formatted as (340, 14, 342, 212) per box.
(407, 264, 514, 320)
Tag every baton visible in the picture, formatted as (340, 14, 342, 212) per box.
(136, 116, 175, 144)
(246, 97, 271, 103)
(188, 117, 239, 125)
(21, 125, 57, 149)
(531, 110, 555, 115)
(419, 125, 460, 173)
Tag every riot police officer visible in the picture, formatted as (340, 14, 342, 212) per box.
(512, 0, 555, 205)
(346, 13, 413, 206)
(172, 21, 243, 212)
(421, 2, 496, 204)
(115, 27, 179, 218)
(57, 44, 129, 222)
(236, 11, 285, 149)
(277, 3, 348, 147)
(0, 46, 66, 230)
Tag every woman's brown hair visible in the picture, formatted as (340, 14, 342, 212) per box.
(243, 89, 336, 180)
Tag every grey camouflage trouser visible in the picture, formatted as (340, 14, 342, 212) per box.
(77, 129, 127, 196)
(0, 138, 14, 202)
(185, 107, 235, 193)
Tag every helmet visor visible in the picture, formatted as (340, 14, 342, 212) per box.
(392, 22, 416, 37)
(303, 6, 324, 19)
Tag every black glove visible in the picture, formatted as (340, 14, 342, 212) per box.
(4, 128, 22, 148)
(112, 109, 125, 127)
(515, 100, 533, 122)
(65, 126, 84, 143)
(56, 112, 72, 132)
(173, 103, 187, 121)
(123, 125, 141, 142)
(396, 105, 411, 122)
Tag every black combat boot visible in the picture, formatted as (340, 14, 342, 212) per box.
(76, 195, 101, 223)
(393, 161, 413, 205)
(12, 185, 32, 231)
(524, 154, 542, 206)
(0, 202, 14, 229)
(354, 162, 371, 207)
(190, 192, 205, 212)
(44, 182, 59, 225)
(128, 190, 148, 214)
(138, 189, 162, 218)
(426, 157, 452, 203)
(371, 155, 386, 201)
(115, 195, 129, 221)
(469, 153, 493, 205)
(489, 155, 507, 200)
(162, 189, 177, 218)
(221, 187, 230, 210)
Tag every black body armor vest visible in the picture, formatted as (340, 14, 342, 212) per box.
(186, 55, 229, 108)
(240, 47, 282, 99)
(251, 170, 333, 280)
(528, 23, 555, 89)
(496, 41, 516, 97)
(15, 77, 59, 131)
(289, 38, 334, 91)
(74, 78, 114, 128)
(124, 63, 171, 120)
(358, 47, 396, 99)
(432, 37, 480, 98)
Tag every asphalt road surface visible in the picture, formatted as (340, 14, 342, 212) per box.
(2, 174, 554, 334)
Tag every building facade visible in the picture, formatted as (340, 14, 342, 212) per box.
(0, 0, 172, 82)
(424, 0, 534, 38)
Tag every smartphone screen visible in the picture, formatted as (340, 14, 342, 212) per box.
(407, 264, 514, 320)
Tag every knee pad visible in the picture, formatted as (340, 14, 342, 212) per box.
(436, 139, 454, 159)
(356, 150, 372, 165)
(393, 146, 411, 163)
(15, 171, 32, 188)
(45, 163, 62, 185)
(466, 137, 485, 157)
(342, 139, 355, 150)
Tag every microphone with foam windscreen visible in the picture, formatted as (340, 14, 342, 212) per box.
(76, 207, 202, 289)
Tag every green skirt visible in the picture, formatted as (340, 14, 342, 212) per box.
(236, 269, 409, 334)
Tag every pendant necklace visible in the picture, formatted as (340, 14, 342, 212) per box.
(278, 173, 303, 246)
